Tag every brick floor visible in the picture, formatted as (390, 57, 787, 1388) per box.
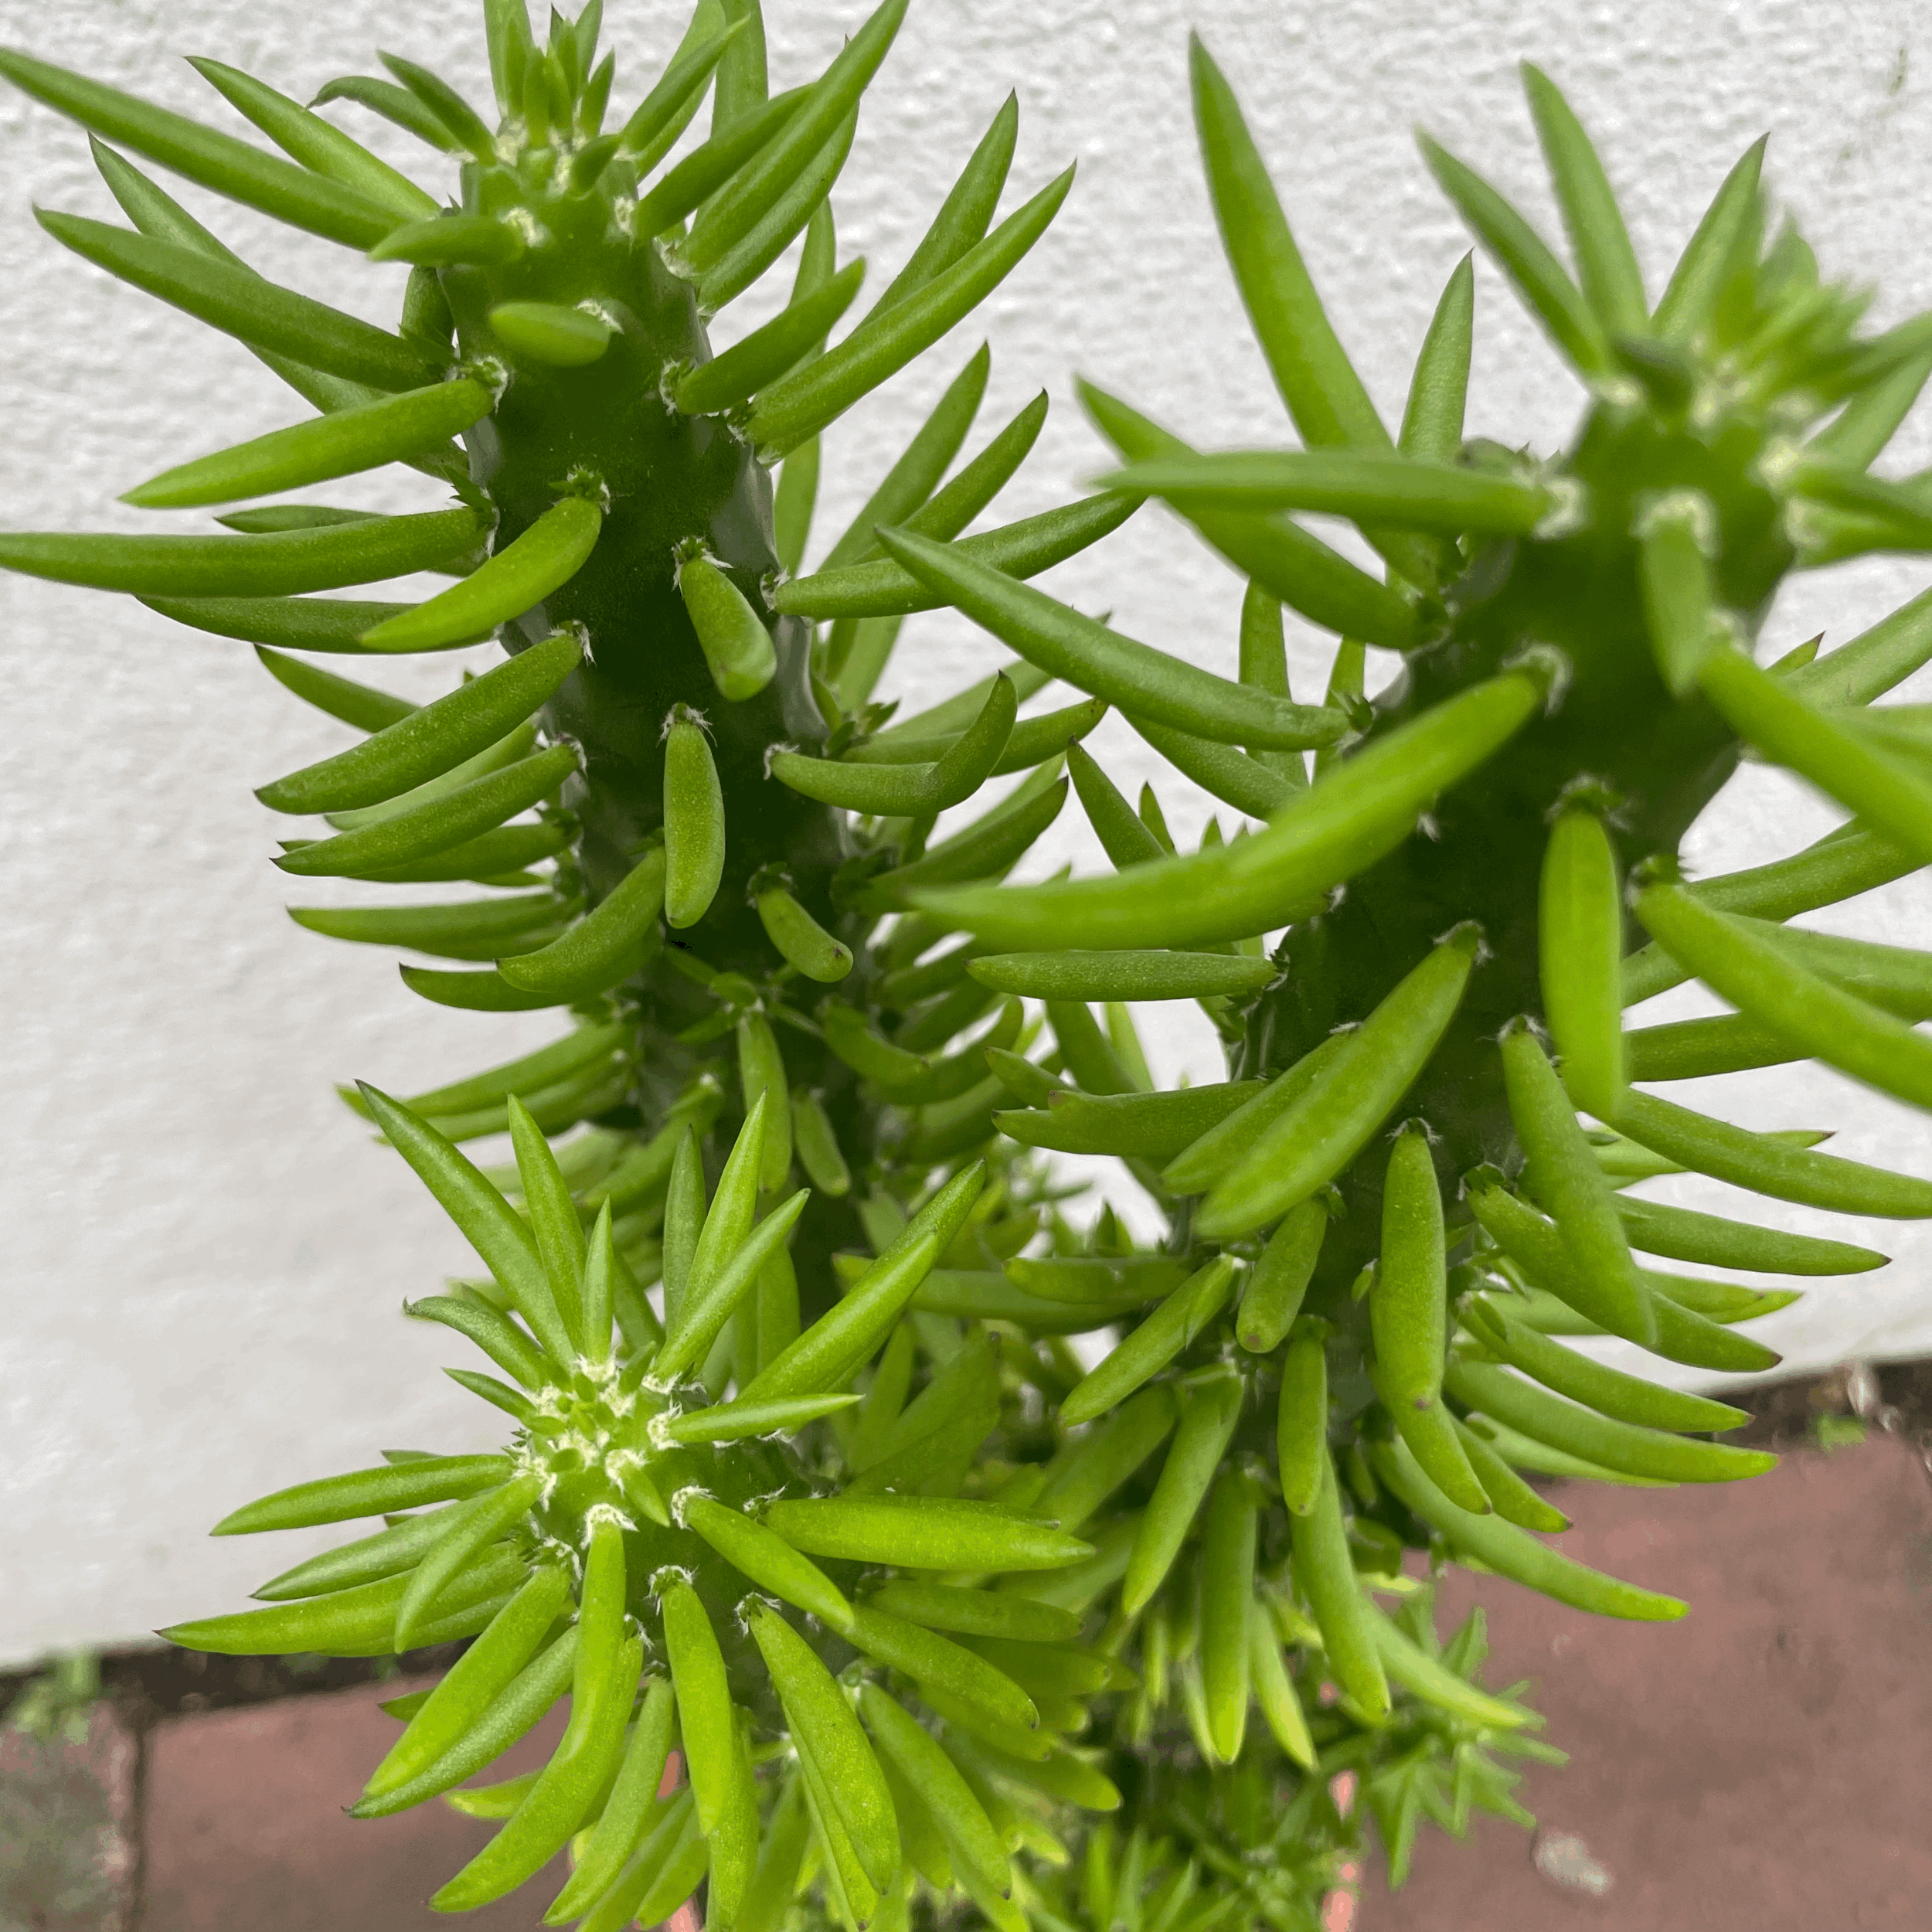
(0, 1703, 138, 1932)
(141, 1679, 568, 1932)
(8, 1417, 1931, 1929)
(1362, 1432, 1932, 1929)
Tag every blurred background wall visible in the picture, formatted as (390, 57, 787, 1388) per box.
(4, 0, 1930, 1662)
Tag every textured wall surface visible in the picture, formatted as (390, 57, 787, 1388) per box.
(4, 0, 1931, 1662)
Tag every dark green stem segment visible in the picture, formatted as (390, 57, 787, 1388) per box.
(440, 166, 872, 1303)
(1248, 405, 1789, 1304)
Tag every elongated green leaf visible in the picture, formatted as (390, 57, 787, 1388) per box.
(1654, 138, 1764, 347)
(658, 1392, 856, 1445)
(682, 0, 908, 272)
(631, 86, 806, 236)
(1121, 1369, 1243, 1615)
(710, 0, 768, 131)
(1502, 1019, 1658, 1348)
(1372, 1438, 1682, 1620)
(260, 632, 578, 814)
(617, 6, 741, 161)
(677, 259, 865, 415)
(772, 437, 819, 576)
(764, 1492, 1090, 1572)
(312, 74, 464, 151)
(359, 498, 600, 650)
(216, 505, 383, 535)
(1604, 1087, 1932, 1219)
(164, 1553, 524, 1659)
(366, 1564, 571, 1801)
(1807, 339, 1932, 471)
(1785, 586, 1932, 708)
(254, 644, 415, 730)
(1445, 1358, 1769, 1484)
(0, 506, 481, 599)
(1189, 36, 1386, 449)
(815, 345, 989, 574)
(274, 742, 577, 877)
(1461, 1297, 1748, 1435)
(1005, 1252, 1182, 1314)
(1634, 870, 1932, 1112)
(1538, 801, 1628, 1117)
(1102, 450, 1548, 536)
(692, 103, 860, 313)
(144, 594, 454, 653)
(398, 966, 562, 1011)
(662, 709, 726, 929)
(213, 1454, 512, 1534)
(0, 48, 401, 248)
(37, 211, 440, 391)
(895, 393, 1049, 557)
(747, 167, 1073, 459)
(739, 1175, 979, 1403)
(915, 666, 1545, 949)
(187, 57, 435, 221)
(778, 493, 1141, 623)
(971, 951, 1271, 1002)
(849, 695, 1102, 782)
(87, 138, 396, 423)
(505, 1097, 588, 1350)
(1521, 64, 1647, 336)
(875, 662, 1051, 750)
(374, 1020, 625, 1121)
(1622, 826, 1921, 1004)
(1400, 253, 1475, 462)
(1199, 937, 1478, 1242)
(886, 782, 1077, 920)
(1616, 1195, 1883, 1274)
(368, 212, 525, 268)
(254, 1505, 464, 1600)
(393, 1473, 542, 1651)
(378, 52, 495, 162)
(774, 672, 1016, 812)
(679, 553, 777, 700)
(1078, 380, 1423, 648)
(747, 1601, 900, 1889)
(358, 1085, 573, 1359)
(1699, 641, 1932, 866)
(998, 1084, 1260, 1166)
(541, 1674, 678, 1920)
(1060, 1259, 1237, 1426)
(757, 885, 853, 984)
(872, 529, 1342, 752)
(124, 379, 491, 512)
(873, 91, 1017, 315)
(406, 1294, 553, 1389)
(346, 821, 568, 884)
(1468, 1185, 1785, 1374)
(496, 846, 667, 998)
(1419, 131, 1607, 374)
(1127, 711, 1298, 819)
(651, 1189, 809, 1383)
(658, 1579, 734, 1835)
(684, 1493, 852, 1630)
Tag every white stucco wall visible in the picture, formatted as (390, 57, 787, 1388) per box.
(4, 0, 1931, 1663)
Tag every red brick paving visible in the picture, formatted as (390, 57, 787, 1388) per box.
(1363, 1434, 1932, 1928)
(13, 1430, 1930, 1929)
(141, 1679, 569, 1932)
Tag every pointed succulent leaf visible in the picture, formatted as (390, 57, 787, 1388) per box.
(186, 56, 436, 220)
(0, 47, 402, 247)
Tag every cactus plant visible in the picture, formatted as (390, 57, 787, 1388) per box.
(9, 2, 1932, 1926)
